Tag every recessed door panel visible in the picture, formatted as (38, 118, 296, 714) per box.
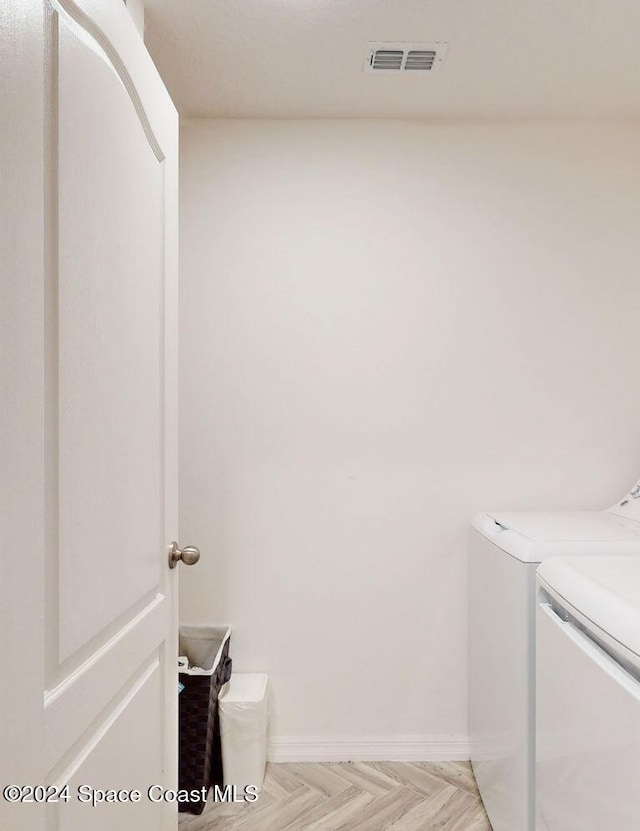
(53, 661, 164, 830)
(55, 11, 163, 665)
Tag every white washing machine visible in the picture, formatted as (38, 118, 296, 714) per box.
(536, 556, 640, 831)
(469, 482, 640, 831)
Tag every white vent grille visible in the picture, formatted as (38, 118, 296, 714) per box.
(365, 42, 449, 73)
(371, 50, 404, 71)
(405, 50, 437, 70)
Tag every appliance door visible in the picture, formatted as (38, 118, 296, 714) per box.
(536, 594, 640, 831)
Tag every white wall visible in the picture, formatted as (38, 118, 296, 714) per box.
(179, 119, 640, 756)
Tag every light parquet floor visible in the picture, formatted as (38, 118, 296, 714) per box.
(179, 761, 492, 831)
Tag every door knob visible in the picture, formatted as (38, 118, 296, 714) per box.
(168, 542, 201, 569)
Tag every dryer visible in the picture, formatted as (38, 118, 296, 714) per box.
(469, 482, 640, 831)
(536, 556, 640, 831)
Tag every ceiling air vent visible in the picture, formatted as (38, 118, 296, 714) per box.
(371, 50, 404, 71)
(365, 42, 449, 73)
(405, 50, 437, 70)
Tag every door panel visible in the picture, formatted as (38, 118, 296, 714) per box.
(43, 598, 166, 774)
(1, 1, 179, 829)
(55, 7, 163, 666)
(54, 660, 163, 831)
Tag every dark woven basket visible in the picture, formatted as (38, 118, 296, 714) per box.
(178, 627, 232, 815)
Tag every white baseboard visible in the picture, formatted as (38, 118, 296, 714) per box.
(268, 735, 470, 763)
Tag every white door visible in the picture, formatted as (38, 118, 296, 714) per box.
(1, 1, 180, 829)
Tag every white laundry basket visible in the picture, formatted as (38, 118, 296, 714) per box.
(219, 673, 269, 792)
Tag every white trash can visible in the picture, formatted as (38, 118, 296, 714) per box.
(219, 673, 269, 792)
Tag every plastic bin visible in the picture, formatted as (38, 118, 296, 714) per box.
(178, 625, 232, 815)
(219, 673, 269, 792)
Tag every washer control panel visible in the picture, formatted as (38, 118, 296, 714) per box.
(610, 480, 640, 521)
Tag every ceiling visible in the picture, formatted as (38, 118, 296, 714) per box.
(143, 0, 640, 119)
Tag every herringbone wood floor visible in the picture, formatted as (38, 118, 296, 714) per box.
(179, 762, 492, 831)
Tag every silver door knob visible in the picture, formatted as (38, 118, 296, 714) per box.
(168, 542, 201, 569)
